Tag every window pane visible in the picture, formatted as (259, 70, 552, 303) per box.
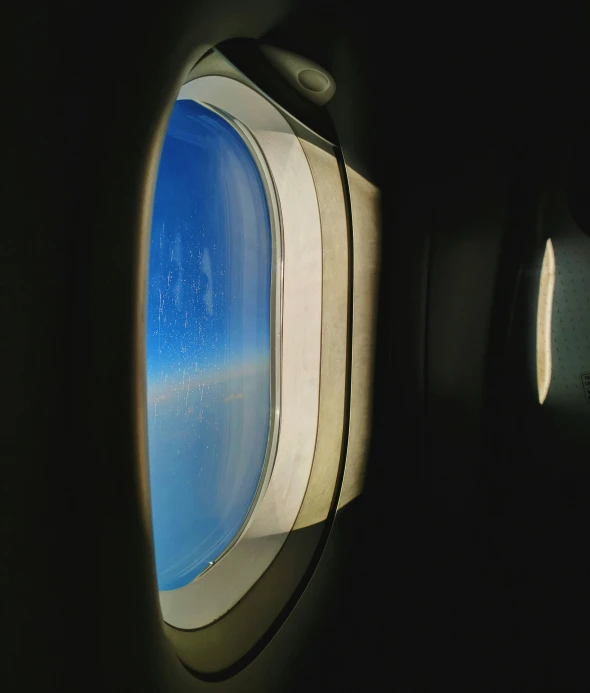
(146, 99, 272, 591)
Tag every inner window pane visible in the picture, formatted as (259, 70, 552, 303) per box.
(146, 99, 272, 591)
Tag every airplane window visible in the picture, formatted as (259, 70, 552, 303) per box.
(146, 99, 273, 591)
(536, 238, 555, 405)
(152, 74, 322, 632)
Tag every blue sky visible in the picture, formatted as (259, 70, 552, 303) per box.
(146, 99, 272, 590)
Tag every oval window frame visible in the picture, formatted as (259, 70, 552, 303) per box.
(150, 45, 381, 679)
